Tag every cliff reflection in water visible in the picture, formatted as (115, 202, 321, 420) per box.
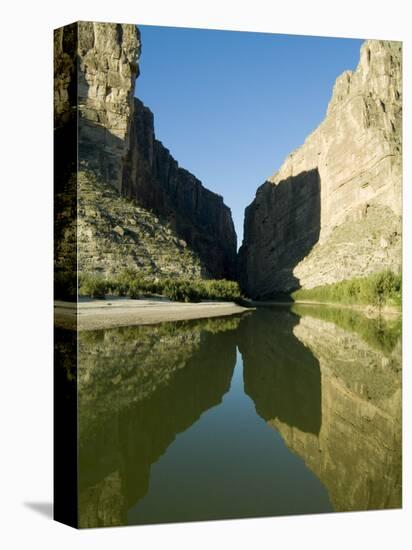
(77, 306, 401, 527)
(290, 305, 402, 512)
(240, 306, 401, 513)
(78, 317, 239, 528)
(239, 308, 322, 435)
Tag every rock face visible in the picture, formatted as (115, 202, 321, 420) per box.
(54, 22, 237, 281)
(77, 22, 140, 192)
(122, 98, 237, 279)
(77, 171, 203, 278)
(54, 22, 140, 191)
(239, 40, 402, 298)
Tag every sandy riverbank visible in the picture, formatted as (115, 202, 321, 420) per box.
(54, 297, 252, 331)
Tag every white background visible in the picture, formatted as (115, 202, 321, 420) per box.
(0, 0, 410, 548)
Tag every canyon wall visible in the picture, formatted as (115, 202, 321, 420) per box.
(54, 22, 237, 281)
(54, 22, 140, 190)
(76, 171, 204, 279)
(239, 40, 402, 298)
(122, 98, 237, 279)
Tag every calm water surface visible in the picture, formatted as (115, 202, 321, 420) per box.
(77, 306, 402, 527)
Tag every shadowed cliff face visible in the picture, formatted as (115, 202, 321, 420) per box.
(239, 40, 402, 296)
(122, 99, 238, 279)
(54, 24, 80, 298)
(238, 169, 321, 298)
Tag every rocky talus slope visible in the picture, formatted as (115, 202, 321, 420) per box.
(54, 22, 237, 282)
(239, 40, 402, 298)
(77, 171, 203, 278)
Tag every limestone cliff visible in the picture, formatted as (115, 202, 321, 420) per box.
(54, 22, 140, 190)
(77, 171, 203, 278)
(122, 98, 237, 279)
(54, 21, 237, 283)
(77, 22, 140, 191)
(54, 22, 142, 293)
(239, 40, 402, 298)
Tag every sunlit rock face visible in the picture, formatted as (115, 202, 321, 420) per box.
(239, 40, 402, 298)
(76, 170, 204, 278)
(78, 22, 140, 190)
(270, 312, 402, 512)
(54, 22, 237, 280)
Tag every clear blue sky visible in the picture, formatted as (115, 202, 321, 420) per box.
(135, 25, 364, 246)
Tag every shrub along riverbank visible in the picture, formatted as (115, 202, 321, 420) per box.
(291, 270, 402, 308)
(78, 271, 242, 303)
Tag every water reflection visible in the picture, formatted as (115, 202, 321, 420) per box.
(289, 306, 402, 512)
(78, 317, 239, 528)
(239, 308, 322, 435)
(77, 306, 401, 527)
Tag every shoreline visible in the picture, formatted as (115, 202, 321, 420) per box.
(244, 298, 402, 318)
(54, 298, 253, 331)
(54, 296, 402, 331)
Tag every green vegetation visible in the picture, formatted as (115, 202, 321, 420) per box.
(292, 270, 402, 308)
(78, 274, 107, 299)
(161, 279, 241, 303)
(78, 270, 242, 303)
(292, 303, 402, 354)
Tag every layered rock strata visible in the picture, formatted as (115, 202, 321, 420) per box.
(122, 98, 237, 279)
(77, 22, 140, 191)
(239, 40, 402, 298)
(54, 22, 140, 191)
(54, 21, 237, 282)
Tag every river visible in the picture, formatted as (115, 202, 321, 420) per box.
(76, 305, 402, 527)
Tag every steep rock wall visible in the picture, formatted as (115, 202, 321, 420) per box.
(77, 22, 140, 190)
(54, 22, 140, 294)
(123, 98, 237, 279)
(239, 40, 402, 298)
(54, 21, 237, 281)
